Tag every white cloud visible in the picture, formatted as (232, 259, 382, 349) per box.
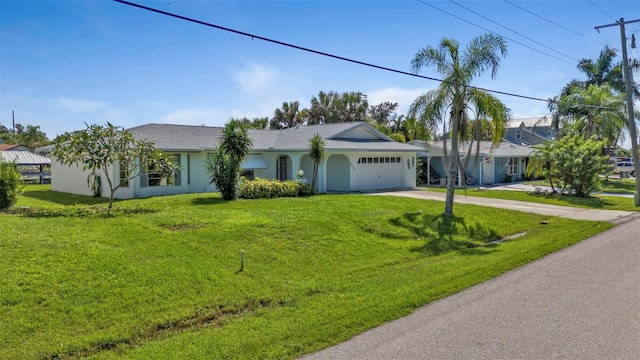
(234, 63, 278, 95)
(367, 87, 433, 114)
(50, 97, 109, 113)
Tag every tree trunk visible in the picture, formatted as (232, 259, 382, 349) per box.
(444, 111, 460, 217)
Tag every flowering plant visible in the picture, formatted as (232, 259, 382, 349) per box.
(297, 169, 304, 179)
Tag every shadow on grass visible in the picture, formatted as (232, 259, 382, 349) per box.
(11, 206, 156, 218)
(388, 212, 500, 256)
(20, 190, 112, 206)
(191, 197, 227, 206)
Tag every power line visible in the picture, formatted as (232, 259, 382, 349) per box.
(417, 0, 576, 66)
(503, 0, 582, 37)
(112, 0, 550, 102)
(449, 0, 579, 63)
(587, 0, 614, 19)
(112, 0, 623, 112)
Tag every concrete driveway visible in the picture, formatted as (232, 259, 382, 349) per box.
(300, 189, 640, 359)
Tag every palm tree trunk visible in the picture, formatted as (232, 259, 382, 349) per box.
(444, 111, 460, 217)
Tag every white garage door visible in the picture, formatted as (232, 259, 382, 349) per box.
(355, 156, 404, 190)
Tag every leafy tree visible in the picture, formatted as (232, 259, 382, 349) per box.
(208, 120, 253, 200)
(410, 34, 511, 216)
(308, 133, 326, 191)
(270, 101, 307, 129)
(0, 158, 24, 211)
(368, 101, 398, 125)
(14, 123, 24, 134)
(0, 124, 9, 134)
(52, 122, 180, 210)
(527, 134, 608, 197)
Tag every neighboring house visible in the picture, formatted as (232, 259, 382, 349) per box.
(505, 115, 557, 146)
(0, 144, 31, 152)
(35, 144, 55, 157)
(0, 150, 51, 183)
(52, 122, 422, 199)
(413, 140, 534, 185)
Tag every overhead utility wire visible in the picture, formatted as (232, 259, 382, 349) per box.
(503, 0, 583, 37)
(587, 0, 613, 19)
(450, 0, 579, 63)
(417, 0, 575, 66)
(112, 0, 548, 102)
(113, 1, 621, 111)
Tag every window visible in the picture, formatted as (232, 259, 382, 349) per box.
(356, 156, 403, 165)
(119, 160, 129, 187)
(516, 129, 521, 140)
(241, 169, 255, 180)
(509, 157, 519, 175)
(142, 154, 180, 187)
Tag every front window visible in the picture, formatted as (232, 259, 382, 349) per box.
(509, 157, 519, 175)
(241, 169, 255, 180)
(144, 154, 180, 187)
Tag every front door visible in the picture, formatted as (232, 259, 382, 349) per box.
(278, 155, 288, 181)
(483, 158, 495, 184)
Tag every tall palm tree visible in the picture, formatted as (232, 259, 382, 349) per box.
(309, 91, 338, 124)
(558, 84, 626, 154)
(270, 101, 307, 129)
(335, 92, 368, 122)
(410, 34, 511, 217)
(22, 125, 48, 151)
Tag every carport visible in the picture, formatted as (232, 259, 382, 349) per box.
(0, 151, 51, 184)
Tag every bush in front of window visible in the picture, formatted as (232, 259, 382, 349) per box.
(0, 159, 24, 211)
(238, 178, 313, 199)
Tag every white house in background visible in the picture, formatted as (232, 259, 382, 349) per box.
(52, 122, 422, 199)
(505, 115, 557, 146)
(414, 140, 534, 186)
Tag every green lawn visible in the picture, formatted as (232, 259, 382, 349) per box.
(525, 177, 638, 195)
(425, 186, 638, 211)
(1, 185, 613, 359)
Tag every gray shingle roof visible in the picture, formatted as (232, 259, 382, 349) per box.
(127, 122, 422, 152)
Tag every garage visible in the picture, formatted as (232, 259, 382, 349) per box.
(354, 155, 405, 190)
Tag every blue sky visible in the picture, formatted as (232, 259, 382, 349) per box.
(1, 0, 639, 145)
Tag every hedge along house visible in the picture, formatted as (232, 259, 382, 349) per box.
(51, 122, 422, 199)
(413, 140, 534, 186)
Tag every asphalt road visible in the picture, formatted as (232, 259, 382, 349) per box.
(301, 199, 640, 360)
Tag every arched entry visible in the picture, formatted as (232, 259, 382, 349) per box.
(326, 154, 350, 192)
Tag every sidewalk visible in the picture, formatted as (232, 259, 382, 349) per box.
(370, 189, 636, 223)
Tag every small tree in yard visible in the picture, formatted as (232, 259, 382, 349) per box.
(52, 122, 181, 210)
(308, 133, 325, 191)
(207, 120, 253, 200)
(0, 158, 24, 211)
(527, 133, 608, 197)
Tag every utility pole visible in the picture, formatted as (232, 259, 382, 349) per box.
(596, 18, 640, 206)
(12, 110, 15, 134)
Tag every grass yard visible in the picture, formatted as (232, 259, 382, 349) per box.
(525, 177, 638, 195)
(1, 185, 613, 359)
(425, 186, 638, 211)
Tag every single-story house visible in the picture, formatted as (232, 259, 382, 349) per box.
(0, 150, 51, 183)
(52, 122, 422, 199)
(413, 140, 534, 186)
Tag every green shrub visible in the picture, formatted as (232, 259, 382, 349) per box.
(238, 178, 312, 199)
(0, 159, 24, 211)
